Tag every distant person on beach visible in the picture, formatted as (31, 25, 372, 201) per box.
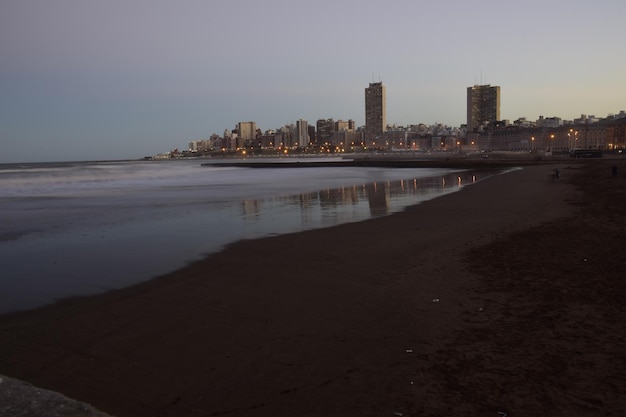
(553, 168, 560, 180)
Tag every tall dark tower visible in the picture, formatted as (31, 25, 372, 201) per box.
(467, 84, 500, 132)
(365, 82, 387, 135)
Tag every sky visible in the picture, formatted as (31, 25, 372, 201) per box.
(1, 0, 625, 163)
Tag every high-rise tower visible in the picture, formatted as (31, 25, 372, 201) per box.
(365, 82, 386, 136)
(295, 119, 309, 148)
(467, 84, 500, 132)
(237, 121, 257, 149)
(316, 118, 334, 146)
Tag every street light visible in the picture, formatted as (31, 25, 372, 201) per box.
(567, 129, 580, 151)
(568, 129, 575, 150)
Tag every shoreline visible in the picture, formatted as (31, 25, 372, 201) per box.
(0, 161, 538, 319)
(0, 158, 624, 416)
(1, 162, 514, 316)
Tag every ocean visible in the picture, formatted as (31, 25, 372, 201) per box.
(0, 157, 485, 314)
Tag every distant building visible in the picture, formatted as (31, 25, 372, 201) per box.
(308, 125, 316, 145)
(365, 82, 387, 136)
(278, 124, 294, 148)
(467, 84, 500, 132)
(513, 117, 534, 128)
(258, 133, 279, 149)
(237, 121, 257, 148)
(188, 140, 201, 152)
(335, 119, 355, 132)
(536, 116, 562, 128)
(316, 118, 334, 146)
(295, 119, 309, 148)
(573, 114, 600, 125)
(606, 117, 626, 150)
(229, 133, 238, 150)
(330, 131, 363, 149)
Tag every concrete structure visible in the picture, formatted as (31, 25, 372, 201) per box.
(573, 114, 600, 125)
(335, 119, 355, 132)
(330, 131, 363, 149)
(316, 118, 334, 146)
(237, 121, 257, 149)
(365, 82, 386, 136)
(536, 116, 563, 128)
(278, 124, 294, 148)
(464, 120, 619, 153)
(467, 84, 500, 132)
(606, 117, 626, 150)
(295, 119, 309, 148)
(258, 133, 279, 149)
(308, 125, 316, 145)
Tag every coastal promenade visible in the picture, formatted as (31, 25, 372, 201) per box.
(0, 157, 624, 416)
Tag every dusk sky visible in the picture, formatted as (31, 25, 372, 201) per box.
(1, 0, 625, 163)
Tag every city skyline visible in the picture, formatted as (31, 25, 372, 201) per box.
(1, 0, 625, 163)
(189, 81, 622, 155)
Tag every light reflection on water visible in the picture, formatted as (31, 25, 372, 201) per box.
(239, 172, 477, 230)
(0, 167, 486, 314)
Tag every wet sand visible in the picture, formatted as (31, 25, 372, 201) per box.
(0, 158, 624, 417)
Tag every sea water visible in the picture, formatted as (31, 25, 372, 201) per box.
(0, 158, 480, 314)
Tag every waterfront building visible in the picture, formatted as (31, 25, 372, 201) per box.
(573, 114, 600, 125)
(237, 121, 257, 149)
(365, 82, 387, 136)
(316, 118, 335, 146)
(606, 117, 626, 150)
(258, 134, 278, 149)
(330, 131, 363, 150)
(536, 116, 563, 128)
(308, 125, 316, 145)
(295, 119, 309, 148)
(335, 119, 355, 132)
(467, 84, 500, 132)
(278, 124, 295, 148)
(229, 133, 238, 151)
(514, 117, 534, 128)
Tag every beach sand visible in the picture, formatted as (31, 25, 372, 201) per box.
(0, 158, 624, 416)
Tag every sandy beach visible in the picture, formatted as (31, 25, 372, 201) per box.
(0, 158, 624, 417)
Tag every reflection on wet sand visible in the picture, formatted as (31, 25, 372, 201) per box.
(240, 171, 481, 224)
